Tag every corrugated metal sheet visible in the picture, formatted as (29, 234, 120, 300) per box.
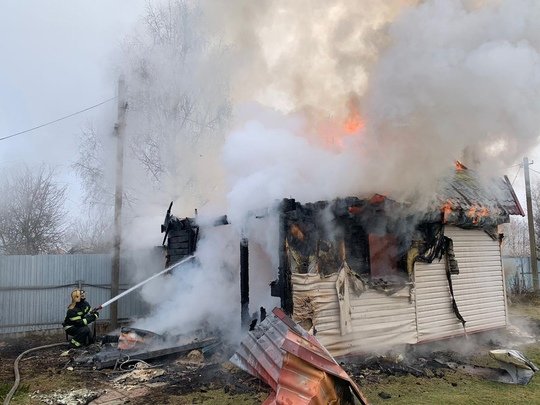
(230, 307, 368, 405)
(292, 272, 417, 357)
(415, 226, 507, 341)
(0, 254, 149, 335)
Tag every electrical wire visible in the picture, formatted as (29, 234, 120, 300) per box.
(529, 167, 540, 176)
(0, 97, 116, 142)
(3, 342, 68, 405)
(512, 166, 522, 186)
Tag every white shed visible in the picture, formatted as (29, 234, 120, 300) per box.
(267, 166, 524, 357)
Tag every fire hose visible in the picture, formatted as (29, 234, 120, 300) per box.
(3, 342, 68, 405)
(92, 254, 196, 312)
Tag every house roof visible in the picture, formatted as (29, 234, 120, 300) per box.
(438, 165, 525, 219)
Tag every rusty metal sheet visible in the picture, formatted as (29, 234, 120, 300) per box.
(231, 307, 369, 404)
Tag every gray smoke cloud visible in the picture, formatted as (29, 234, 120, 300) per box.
(215, 0, 540, 211)
(362, 0, 540, 198)
(127, 0, 540, 337)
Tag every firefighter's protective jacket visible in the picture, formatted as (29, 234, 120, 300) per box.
(63, 300, 98, 330)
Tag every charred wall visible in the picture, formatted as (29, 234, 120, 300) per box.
(163, 216, 199, 267)
(272, 197, 415, 314)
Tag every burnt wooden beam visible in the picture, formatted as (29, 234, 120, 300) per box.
(240, 238, 250, 329)
(278, 198, 295, 315)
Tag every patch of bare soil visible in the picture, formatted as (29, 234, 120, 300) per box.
(0, 334, 269, 404)
(0, 333, 70, 384)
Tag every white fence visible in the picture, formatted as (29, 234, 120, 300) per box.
(0, 254, 155, 335)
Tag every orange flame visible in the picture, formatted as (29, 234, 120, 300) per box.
(441, 200, 453, 224)
(315, 100, 365, 149)
(466, 205, 489, 224)
(344, 106, 365, 134)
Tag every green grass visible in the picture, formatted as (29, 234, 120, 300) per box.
(360, 342, 540, 404)
(509, 302, 540, 321)
(0, 383, 30, 404)
(162, 389, 267, 404)
(1, 370, 93, 405)
(362, 373, 540, 405)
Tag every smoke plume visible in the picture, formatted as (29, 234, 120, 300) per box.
(121, 0, 540, 337)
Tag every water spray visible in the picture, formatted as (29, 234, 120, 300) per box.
(94, 255, 196, 311)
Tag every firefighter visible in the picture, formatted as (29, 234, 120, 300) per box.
(76, 289, 92, 315)
(63, 289, 99, 348)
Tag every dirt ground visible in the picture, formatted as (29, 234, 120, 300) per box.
(1, 301, 540, 405)
(0, 332, 269, 404)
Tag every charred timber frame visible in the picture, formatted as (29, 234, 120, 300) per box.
(240, 238, 250, 328)
(277, 198, 295, 315)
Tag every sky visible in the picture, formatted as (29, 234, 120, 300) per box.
(0, 0, 147, 213)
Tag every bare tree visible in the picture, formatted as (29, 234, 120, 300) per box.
(122, 0, 231, 185)
(68, 208, 113, 253)
(74, 1, 232, 231)
(502, 216, 529, 257)
(73, 125, 114, 207)
(0, 165, 68, 255)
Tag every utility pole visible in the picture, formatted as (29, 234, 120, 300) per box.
(523, 157, 539, 292)
(111, 77, 127, 329)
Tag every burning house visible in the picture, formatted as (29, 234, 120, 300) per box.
(161, 162, 524, 358)
(269, 165, 524, 357)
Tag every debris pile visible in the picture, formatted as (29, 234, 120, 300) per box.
(30, 388, 102, 405)
(343, 347, 538, 386)
(72, 327, 220, 370)
(113, 362, 165, 383)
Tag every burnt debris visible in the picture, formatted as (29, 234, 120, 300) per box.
(160, 202, 229, 267)
(74, 327, 221, 370)
(161, 202, 199, 267)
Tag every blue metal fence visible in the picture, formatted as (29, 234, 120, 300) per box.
(502, 256, 540, 294)
(0, 253, 156, 335)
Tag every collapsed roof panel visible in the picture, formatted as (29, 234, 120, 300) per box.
(231, 307, 369, 405)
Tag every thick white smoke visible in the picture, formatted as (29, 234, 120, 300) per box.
(125, 0, 540, 337)
(362, 0, 540, 197)
(218, 0, 540, 205)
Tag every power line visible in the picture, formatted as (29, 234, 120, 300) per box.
(529, 167, 540, 176)
(512, 165, 522, 186)
(0, 97, 117, 142)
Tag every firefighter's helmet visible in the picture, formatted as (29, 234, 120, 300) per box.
(69, 289, 82, 309)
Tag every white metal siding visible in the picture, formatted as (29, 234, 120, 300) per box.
(292, 273, 417, 357)
(414, 226, 507, 341)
